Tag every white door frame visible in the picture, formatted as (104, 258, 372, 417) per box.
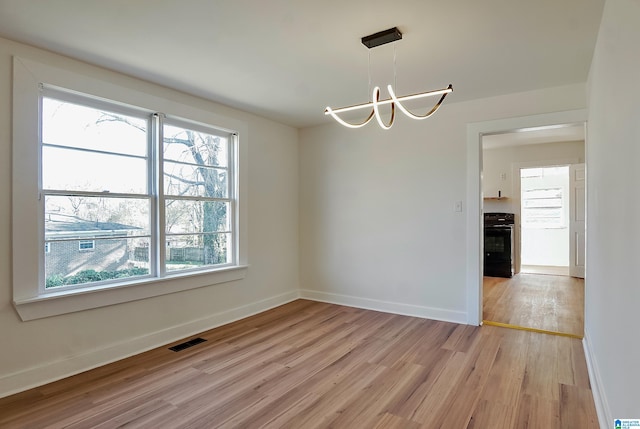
(465, 109, 587, 325)
(569, 163, 586, 278)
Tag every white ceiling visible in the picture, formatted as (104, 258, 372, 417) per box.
(0, 0, 605, 128)
(482, 124, 586, 149)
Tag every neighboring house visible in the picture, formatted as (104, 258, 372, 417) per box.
(44, 213, 141, 280)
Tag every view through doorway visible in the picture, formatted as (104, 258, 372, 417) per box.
(520, 165, 570, 276)
(480, 124, 585, 339)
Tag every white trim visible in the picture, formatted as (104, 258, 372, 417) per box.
(583, 332, 611, 429)
(465, 109, 588, 326)
(12, 56, 249, 320)
(0, 290, 299, 399)
(15, 265, 249, 321)
(299, 289, 467, 324)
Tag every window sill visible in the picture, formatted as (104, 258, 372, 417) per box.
(13, 265, 248, 321)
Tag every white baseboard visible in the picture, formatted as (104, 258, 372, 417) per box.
(299, 289, 467, 325)
(583, 331, 612, 429)
(0, 290, 299, 399)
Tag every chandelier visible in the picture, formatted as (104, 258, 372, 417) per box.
(324, 27, 453, 130)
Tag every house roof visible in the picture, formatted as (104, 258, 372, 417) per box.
(0, 1, 605, 128)
(45, 213, 140, 234)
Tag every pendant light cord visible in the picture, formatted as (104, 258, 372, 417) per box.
(393, 44, 397, 92)
(369, 44, 397, 98)
(368, 50, 372, 100)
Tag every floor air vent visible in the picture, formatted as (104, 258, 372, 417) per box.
(169, 337, 207, 352)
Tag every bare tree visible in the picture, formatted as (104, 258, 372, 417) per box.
(98, 113, 228, 265)
(164, 130, 227, 264)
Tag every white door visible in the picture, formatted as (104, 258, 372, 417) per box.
(569, 163, 586, 278)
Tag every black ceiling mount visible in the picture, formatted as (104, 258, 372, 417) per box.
(361, 27, 403, 49)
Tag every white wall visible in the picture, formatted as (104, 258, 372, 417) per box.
(299, 84, 586, 323)
(0, 37, 299, 397)
(585, 0, 640, 422)
(483, 142, 584, 268)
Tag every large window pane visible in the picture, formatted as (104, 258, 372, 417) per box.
(42, 97, 147, 157)
(165, 233, 230, 271)
(521, 166, 568, 229)
(44, 237, 150, 288)
(45, 195, 150, 239)
(163, 124, 228, 167)
(164, 162, 228, 198)
(165, 200, 229, 234)
(43, 146, 147, 194)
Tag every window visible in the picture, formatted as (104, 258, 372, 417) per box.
(521, 166, 569, 228)
(13, 57, 247, 320)
(78, 240, 96, 251)
(162, 120, 234, 272)
(41, 90, 237, 290)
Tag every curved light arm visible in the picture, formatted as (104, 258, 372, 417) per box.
(388, 84, 453, 120)
(325, 84, 453, 129)
(372, 86, 394, 130)
(324, 107, 375, 129)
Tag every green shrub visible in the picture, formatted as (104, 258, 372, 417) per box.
(45, 274, 65, 288)
(45, 267, 149, 288)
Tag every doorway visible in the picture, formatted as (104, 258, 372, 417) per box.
(465, 109, 588, 327)
(520, 165, 570, 275)
(477, 122, 586, 338)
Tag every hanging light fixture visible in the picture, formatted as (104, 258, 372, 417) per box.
(324, 27, 453, 129)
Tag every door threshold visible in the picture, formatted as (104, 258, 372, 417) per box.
(482, 320, 583, 339)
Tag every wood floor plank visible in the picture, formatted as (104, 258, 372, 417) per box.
(422, 330, 502, 428)
(478, 329, 528, 406)
(559, 383, 599, 428)
(556, 334, 592, 389)
(483, 273, 584, 337)
(174, 322, 376, 427)
(384, 346, 455, 418)
(0, 300, 598, 429)
(228, 335, 389, 428)
(372, 413, 421, 429)
(467, 399, 517, 429)
(271, 362, 387, 429)
(324, 361, 427, 428)
(68, 398, 174, 429)
(515, 393, 561, 429)
(442, 324, 481, 352)
(521, 333, 561, 401)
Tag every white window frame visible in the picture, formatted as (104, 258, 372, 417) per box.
(78, 240, 96, 251)
(12, 57, 248, 321)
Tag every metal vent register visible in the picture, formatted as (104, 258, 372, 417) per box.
(168, 337, 207, 352)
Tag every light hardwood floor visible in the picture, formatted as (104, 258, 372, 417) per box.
(0, 300, 597, 428)
(520, 265, 570, 276)
(483, 273, 584, 337)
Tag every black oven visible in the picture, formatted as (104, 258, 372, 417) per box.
(484, 213, 514, 278)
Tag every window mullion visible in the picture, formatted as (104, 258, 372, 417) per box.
(230, 133, 238, 265)
(37, 90, 46, 295)
(152, 113, 166, 278)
